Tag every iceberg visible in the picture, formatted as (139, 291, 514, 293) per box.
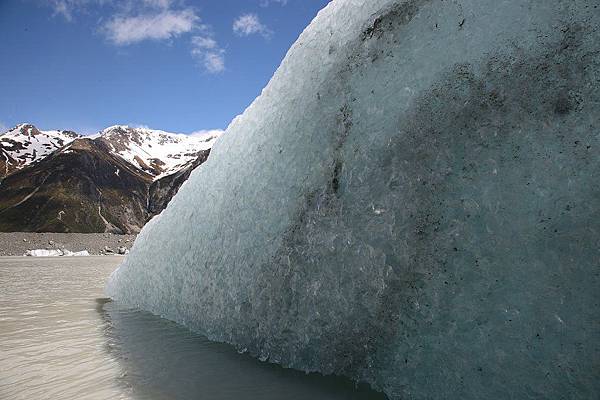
(107, 0, 600, 398)
(25, 249, 90, 257)
(24, 249, 64, 257)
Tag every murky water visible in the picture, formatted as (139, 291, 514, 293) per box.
(0, 256, 385, 400)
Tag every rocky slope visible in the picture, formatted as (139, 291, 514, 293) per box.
(0, 232, 136, 256)
(0, 124, 220, 233)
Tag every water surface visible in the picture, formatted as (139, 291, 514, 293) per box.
(0, 256, 385, 400)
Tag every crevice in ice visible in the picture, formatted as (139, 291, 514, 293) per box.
(360, 0, 429, 42)
(329, 104, 353, 197)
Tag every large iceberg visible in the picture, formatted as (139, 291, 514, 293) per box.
(107, 0, 600, 398)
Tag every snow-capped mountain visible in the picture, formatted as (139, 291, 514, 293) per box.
(0, 123, 222, 233)
(95, 125, 220, 180)
(0, 124, 81, 177)
(0, 123, 222, 180)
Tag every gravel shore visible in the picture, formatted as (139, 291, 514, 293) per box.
(0, 232, 137, 256)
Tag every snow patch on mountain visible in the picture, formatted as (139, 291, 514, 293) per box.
(0, 124, 81, 172)
(0, 123, 223, 180)
(96, 125, 222, 180)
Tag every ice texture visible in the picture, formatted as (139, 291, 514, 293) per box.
(24, 249, 90, 257)
(107, 1, 600, 398)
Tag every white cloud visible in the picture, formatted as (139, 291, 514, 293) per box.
(141, 0, 173, 9)
(43, 0, 226, 75)
(191, 35, 225, 73)
(0, 121, 7, 134)
(47, 0, 89, 21)
(47, 0, 115, 21)
(259, 0, 288, 7)
(191, 36, 217, 50)
(203, 51, 226, 73)
(47, 0, 174, 21)
(103, 9, 199, 45)
(130, 123, 150, 129)
(190, 129, 224, 138)
(46, 0, 199, 43)
(50, 0, 74, 21)
(233, 13, 272, 38)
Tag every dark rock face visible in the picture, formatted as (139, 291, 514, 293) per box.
(108, 1, 599, 399)
(0, 139, 149, 233)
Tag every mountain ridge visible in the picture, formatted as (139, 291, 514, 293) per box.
(0, 123, 221, 233)
(1, 123, 221, 180)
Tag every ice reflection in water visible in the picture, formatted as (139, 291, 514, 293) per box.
(0, 257, 386, 400)
(100, 298, 386, 400)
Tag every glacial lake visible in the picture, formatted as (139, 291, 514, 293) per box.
(0, 256, 385, 400)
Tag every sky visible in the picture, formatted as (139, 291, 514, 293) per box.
(0, 0, 330, 135)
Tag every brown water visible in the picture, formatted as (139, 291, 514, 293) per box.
(0, 256, 385, 400)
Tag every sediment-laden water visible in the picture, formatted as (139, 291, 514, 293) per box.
(0, 257, 384, 400)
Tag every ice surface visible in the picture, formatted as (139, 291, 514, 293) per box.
(107, 1, 600, 398)
(25, 249, 90, 257)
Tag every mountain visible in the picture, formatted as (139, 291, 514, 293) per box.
(95, 125, 219, 180)
(0, 124, 221, 233)
(0, 124, 81, 178)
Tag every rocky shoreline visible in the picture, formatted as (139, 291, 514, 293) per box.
(0, 232, 137, 256)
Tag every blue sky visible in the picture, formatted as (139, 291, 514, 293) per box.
(0, 0, 330, 135)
